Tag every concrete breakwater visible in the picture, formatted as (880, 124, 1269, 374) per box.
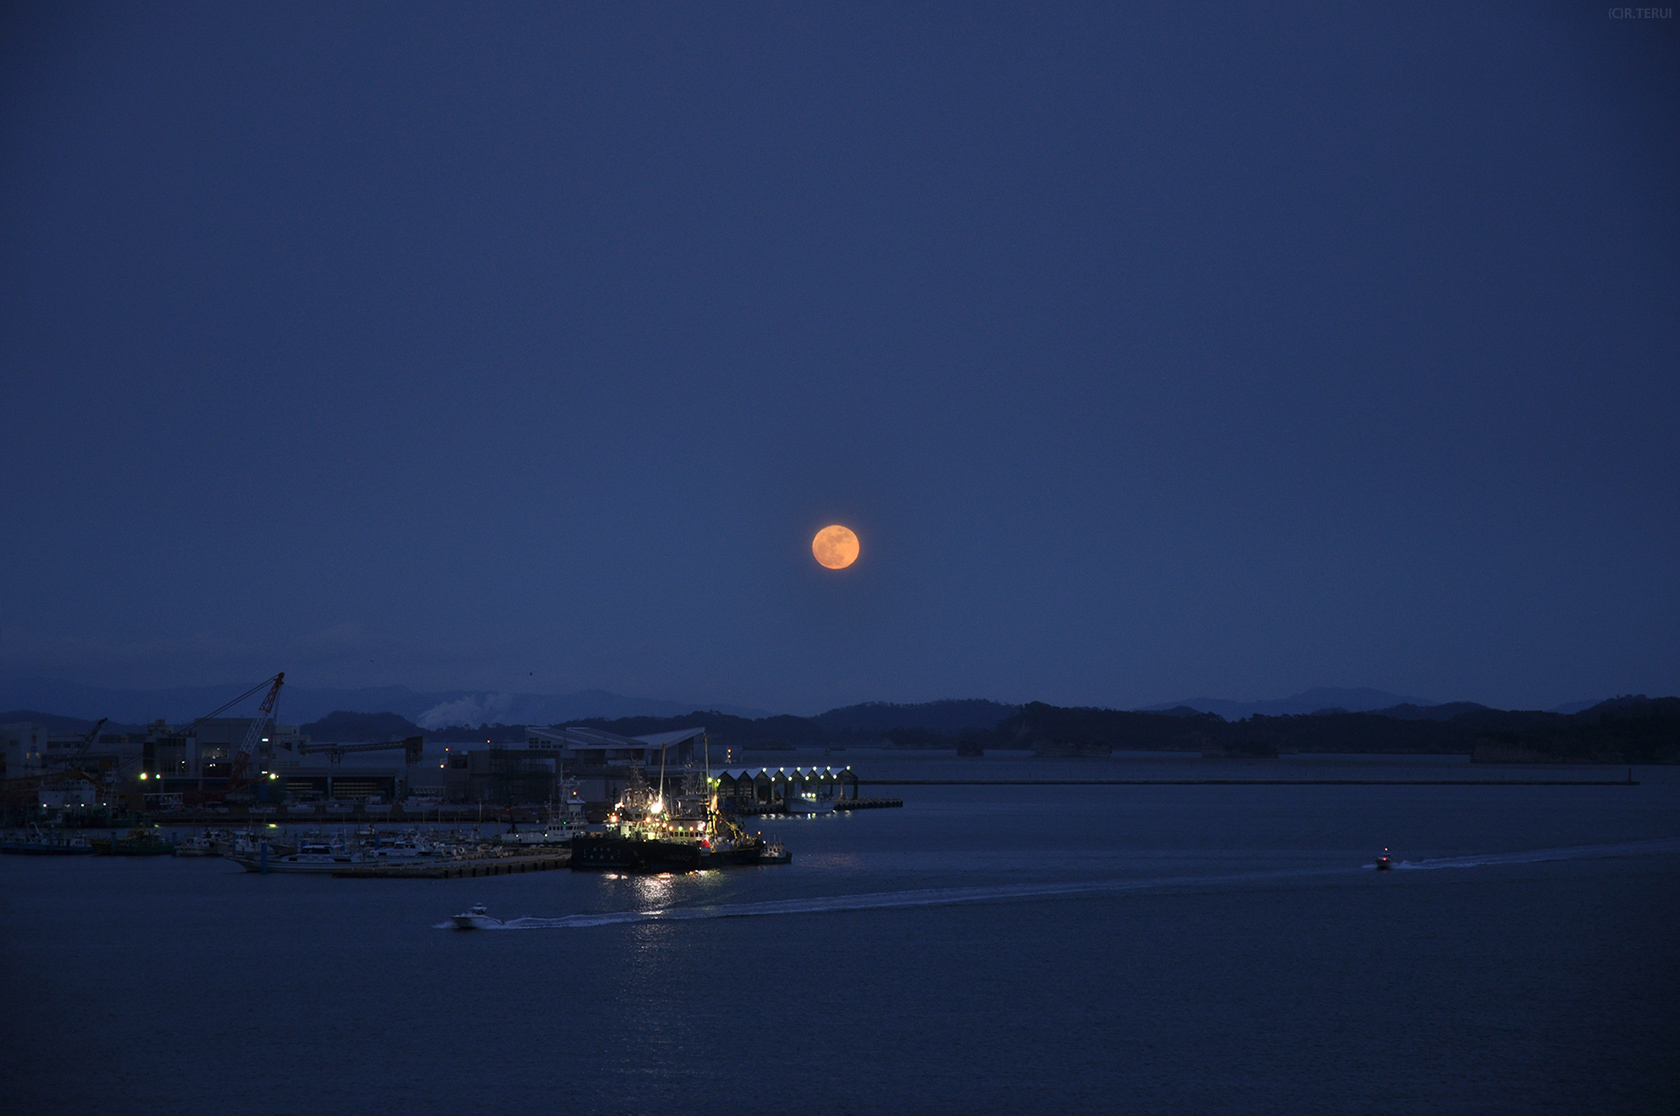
(332, 852, 570, 879)
(860, 777, 1638, 787)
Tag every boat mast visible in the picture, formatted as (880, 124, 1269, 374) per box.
(656, 741, 667, 813)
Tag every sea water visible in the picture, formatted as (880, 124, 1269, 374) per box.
(3, 751, 1676, 1115)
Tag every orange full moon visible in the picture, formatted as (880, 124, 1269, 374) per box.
(812, 525, 860, 569)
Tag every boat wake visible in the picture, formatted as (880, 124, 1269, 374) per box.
(441, 866, 1346, 930)
(1394, 836, 1680, 871)
(436, 837, 1680, 930)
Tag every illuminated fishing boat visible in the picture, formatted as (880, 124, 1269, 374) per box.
(569, 764, 787, 872)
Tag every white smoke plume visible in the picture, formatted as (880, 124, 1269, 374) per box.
(417, 692, 517, 730)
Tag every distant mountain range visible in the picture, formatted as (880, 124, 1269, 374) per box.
(1137, 687, 1599, 718)
(0, 677, 769, 728)
(812, 699, 1018, 734)
(1138, 687, 1436, 718)
(5, 690, 1674, 764)
(1, 677, 1616, 737)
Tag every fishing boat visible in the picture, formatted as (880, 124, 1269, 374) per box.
(173, 832, 218, 857)
(1375, 849, 1392, 871)
(215, 831, 296, 858)
(226, 837, 357, 874)
(450, 904, 503, 930)
(498, 820, 588, 848)
(497, 782, 589, 847)
(0, 825, 96, 855)
(784, 791, 835, 816)
(570, 760, 788, 872)
(92, 828, 175, 856)
(362, 832, 443, 859)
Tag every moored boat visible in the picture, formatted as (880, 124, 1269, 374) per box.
(92, 828, 175, 856)
(173, 832, 218, 857)
(0, 826, 96, 855)
(226, 838, 357, 874)
(496, 820, 586, 848)
(784, 791, 834, 816)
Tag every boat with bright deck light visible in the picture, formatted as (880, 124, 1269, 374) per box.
(569, 764, 787, 872)
(784, 791, 834, 816)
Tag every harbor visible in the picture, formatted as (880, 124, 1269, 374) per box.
(1, 702, 856, 876)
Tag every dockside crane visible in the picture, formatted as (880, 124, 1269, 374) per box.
(0, 717, 113, 808)
(57, 717, 112, 791)
(72, 718, 110, 760)
(225, 673, 285, 791)
(163, 672, 286, 806)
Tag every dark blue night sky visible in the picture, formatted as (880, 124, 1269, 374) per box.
(2, 4, 1675, 714)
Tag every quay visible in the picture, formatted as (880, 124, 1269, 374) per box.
(860, 778, 1640, 787)
(832, 797, 903, 809)
(332, 852, 569, 879)
(730, 795, 901, 815)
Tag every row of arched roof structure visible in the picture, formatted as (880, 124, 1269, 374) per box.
(714, 766, 859, 808)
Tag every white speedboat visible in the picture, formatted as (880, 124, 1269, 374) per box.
(451, 904, 503, 930)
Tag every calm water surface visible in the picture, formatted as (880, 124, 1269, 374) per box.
(3, 753, 1677, 1115)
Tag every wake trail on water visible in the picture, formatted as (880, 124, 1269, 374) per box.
(436, 836, 1680, 931)
(1395, 836, 1680, 871)
(473, 867, 1343, 930)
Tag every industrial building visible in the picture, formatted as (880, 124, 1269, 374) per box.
(522, 725, 706, 768)
(7, 710, 770, 818)
(142, 718, 306, 781)
(435, 725, 712, 811)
